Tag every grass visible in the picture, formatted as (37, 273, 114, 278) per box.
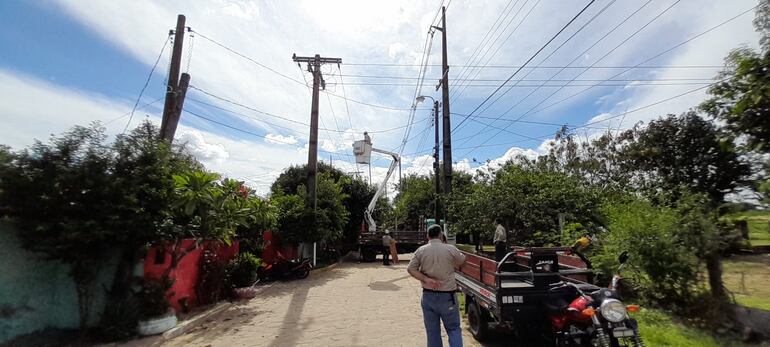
(633, 308, 758, 347)
(722, 254, 770, 311)
(456, 243, 495, 253)
(724, 210, 770, 247)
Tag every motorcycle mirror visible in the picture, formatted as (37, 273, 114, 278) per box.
(618, 250, 629, 265)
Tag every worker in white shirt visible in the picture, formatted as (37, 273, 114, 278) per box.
(382, 230, 392, 266)
(493, 218, 507, 261)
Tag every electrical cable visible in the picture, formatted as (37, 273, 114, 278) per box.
(451, 0, 597, 132)
(124, 35, 170, 133)
(184, 108, 355, 157)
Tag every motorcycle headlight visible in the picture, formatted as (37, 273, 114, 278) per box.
(600, 299, 627, 323)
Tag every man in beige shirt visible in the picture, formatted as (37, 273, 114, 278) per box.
(407, 225, 465, 347)
(493, 218, 507, 261)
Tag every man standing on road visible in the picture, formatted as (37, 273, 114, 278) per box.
(407, 225, 465, 347)
(382, 230, 392, 266)
(494, 218, 507, 261)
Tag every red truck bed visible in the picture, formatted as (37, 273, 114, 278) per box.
(457, 247, 590, 289)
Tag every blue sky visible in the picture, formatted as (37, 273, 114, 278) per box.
(0, 0, 760, 194)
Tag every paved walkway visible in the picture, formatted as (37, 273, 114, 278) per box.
(122, 255, 487, 347)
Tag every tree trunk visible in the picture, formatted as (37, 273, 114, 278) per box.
(706, 254, 727, 299)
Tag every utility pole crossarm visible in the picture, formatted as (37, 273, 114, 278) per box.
(292, 54, 343, 65)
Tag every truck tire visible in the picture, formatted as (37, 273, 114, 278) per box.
(361, 247, 377, 262)
(467, 299, 490, 341)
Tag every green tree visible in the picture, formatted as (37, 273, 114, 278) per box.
(700, 0, 770, 151)
(0, 124, 116, 329)
(271, 172, 349, 243)
(392, 174, 436, 230)
(622, 112, 749, 204)
(271, 163, 373, 248)
(448, 163, 603, 246)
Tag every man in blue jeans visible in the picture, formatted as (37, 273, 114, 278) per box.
(407, 225, 466, 347)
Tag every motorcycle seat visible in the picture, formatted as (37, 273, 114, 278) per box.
(577, 283, 601, 292)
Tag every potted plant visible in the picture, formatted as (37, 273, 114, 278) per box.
(226, 252, 262, 299)
(137, 276, 177, 336)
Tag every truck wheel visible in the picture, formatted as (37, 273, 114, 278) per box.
(467, 300, 490, 341)
(361, 248, 376, 262)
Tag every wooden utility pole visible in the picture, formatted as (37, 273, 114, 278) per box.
(435, 6, 452, 194)
(292, 54, 342, 209)
(160, 14, 188, 142)
(164, 73, 190, 140)
(433, 101, 441, 223)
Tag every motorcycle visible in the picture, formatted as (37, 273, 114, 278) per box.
(550, 251, 644, 347)
(257, 252, 313, 281)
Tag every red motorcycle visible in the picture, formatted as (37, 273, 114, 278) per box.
(549, 251, 643, 347)
(257, 251, 312, 280)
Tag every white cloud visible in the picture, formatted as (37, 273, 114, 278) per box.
(4, 0, 762, 195)
(219, 1, 259, 20)
(177, 130, 229, 163)
(264, 133, 298, 145)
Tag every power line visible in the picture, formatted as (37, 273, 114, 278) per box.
(105, 96, 165, 125)
(452, 0, 656, 140)
(522, 3, 759, 119)
(125, 35, 171, 133)
(450, 0, 533, 102)
(184, 108, 355, 157)
(457, 80, 723, 156)
(191, 28, 431, 113)
(456, 4, 758, 156)
(334, 81, 711, 87)
(343, 63, 726, 69)
(339, 74, 717, 82)
(186, 87, 418, 134)
(451, 0, 597, 132)
(455, 0, 618, 136)
(336, 65, 354, 129)
(502, 0, 680, 127)
(453, 0, 687, 150)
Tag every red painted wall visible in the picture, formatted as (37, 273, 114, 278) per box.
(144, 239, 239, 312)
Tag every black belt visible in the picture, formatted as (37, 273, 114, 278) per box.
(422, 288, 456, 293)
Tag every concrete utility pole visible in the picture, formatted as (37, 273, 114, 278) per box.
(433, 101, 441, 223)
(292, 54, 342, 209)
(433, 6, 452, 194)
(160, 14, 188, 142)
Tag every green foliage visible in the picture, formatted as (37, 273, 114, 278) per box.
(450, 164, 603, 246)
(701, 45, 770, 151)
(271, 163, 369, 247)
(393, 174, 437, 230)
(169, 172, 256, 246)
(595, 197, 711, 305)
(195, 247, 228, 306)
(138, 276, 173, 319)
(622, 112, 749, 204)
(271, 172, 349, 243)
(0, 123, 117, 328)
(225, 252, 262, 288)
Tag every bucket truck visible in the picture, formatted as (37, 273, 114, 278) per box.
(352, 133, 427, 262)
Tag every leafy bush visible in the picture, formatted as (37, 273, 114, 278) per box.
(195, 247, 228, 306)
(226, 252, 262, 288)
(595, 198, 706, 306)
(138, 276, 174, 319)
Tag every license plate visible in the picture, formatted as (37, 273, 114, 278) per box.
(612, 328, 635, 338)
